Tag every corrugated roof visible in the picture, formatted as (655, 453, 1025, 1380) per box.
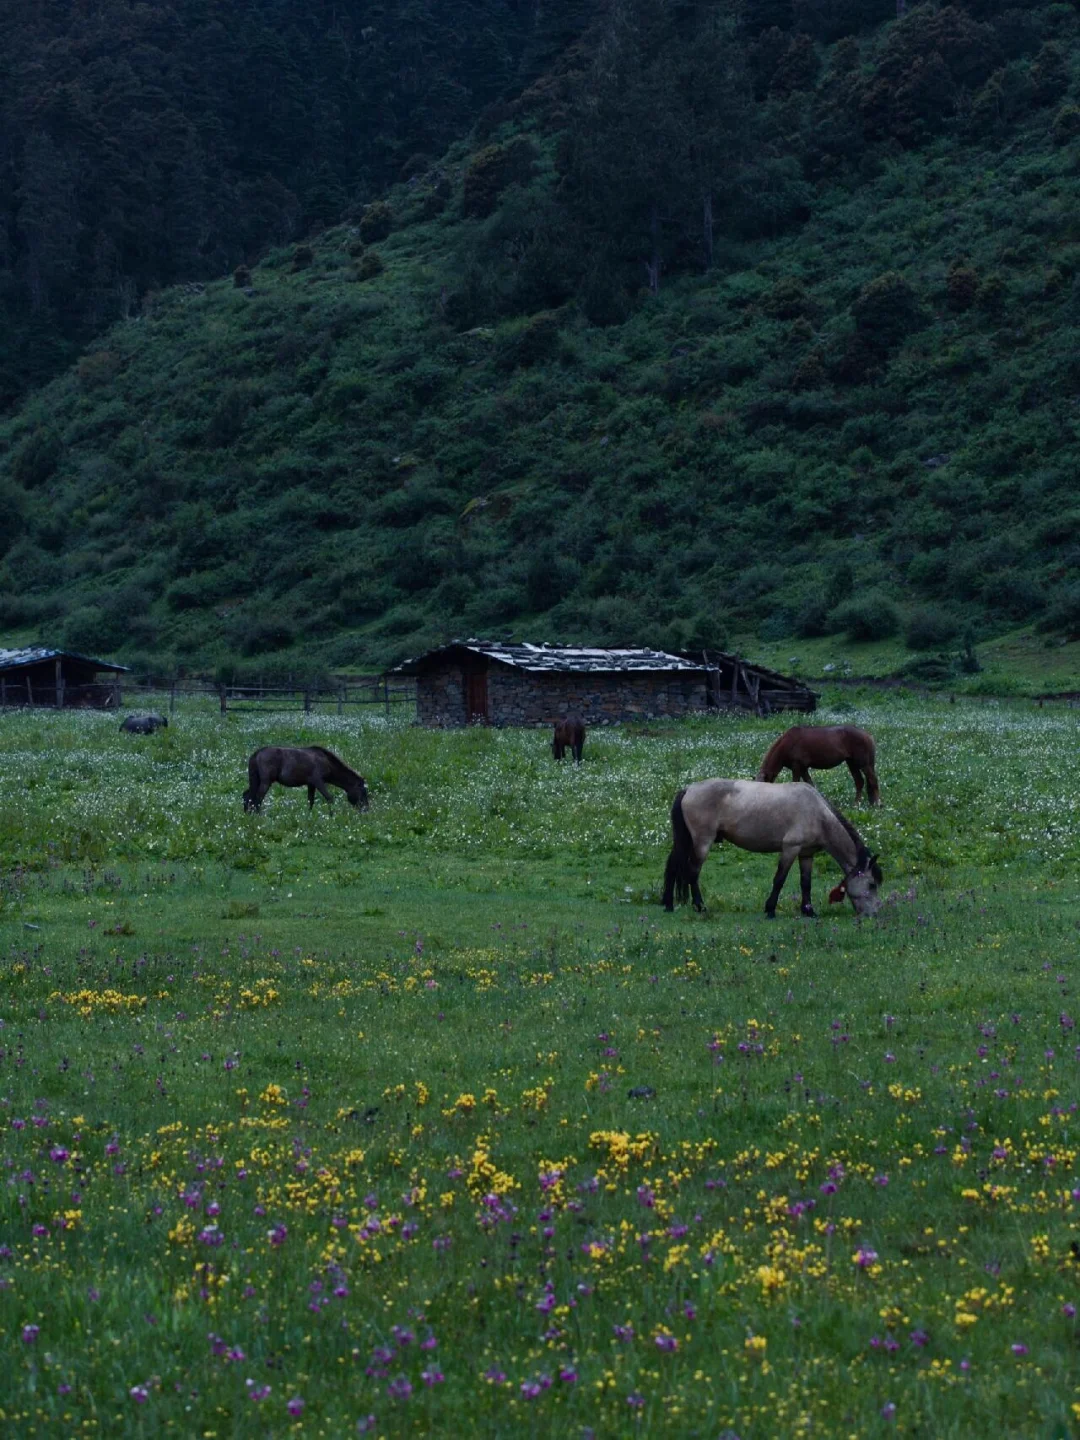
(0, 646, 130, 673)
(392, 640, 707, 675)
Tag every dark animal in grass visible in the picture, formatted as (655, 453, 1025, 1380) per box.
(552, 715, 585, 763)
(662, 778, 882, 919)
(756, 725, 880, 804)
(242, 746, 369, 812)
(119, 713, 168, 734)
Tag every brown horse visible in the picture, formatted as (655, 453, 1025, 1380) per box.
(756, 725, 880, 804)
(243, 746, 369, 812)
(662, 778, 882, 919)
(553, 715, 585, 764)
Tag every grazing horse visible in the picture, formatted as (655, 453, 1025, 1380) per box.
(662, 778, 882, 919)
(243, 746, 369, 812)
(553, 715, 586, 764)
(757, 725, 880, 804)
(120, 713, 168, 734)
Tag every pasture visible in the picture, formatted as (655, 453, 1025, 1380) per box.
(1, 697, 1079, 1437)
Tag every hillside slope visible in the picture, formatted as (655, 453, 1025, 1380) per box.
(2, 0, 1080, 682)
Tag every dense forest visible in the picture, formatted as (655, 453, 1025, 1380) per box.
(0, 0, 597, 406)
(2, 0, 1080, 679)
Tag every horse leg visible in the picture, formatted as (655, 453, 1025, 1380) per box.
(764, 848, 797, 919)
(865, 764, 881, 805)
(792, 762, 814, 787)
(315, 781, 334, 808)
(846, 760, 864, 803)
(574, 741, 583, 764)
(308, 785, 317, 809)
(798, 855, 816, 918)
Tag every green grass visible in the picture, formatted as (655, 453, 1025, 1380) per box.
(2, 700, 1080, 1435)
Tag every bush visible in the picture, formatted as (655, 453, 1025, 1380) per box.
(358, 201, 393, 243)
(12, 429, 61, 487)
(905, 605, 959, 650)
(851, 272, 925, 350)
(291, 245, 314, 271)
(830, 592, 901, 641)
(462, 138, 537, 219)
(355, 250, 384, 281)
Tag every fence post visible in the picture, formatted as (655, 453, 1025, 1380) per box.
(170, 680, 176, 715)
(219, 685, 227, 715)
(55, 658, 64, 709)
(26, 676, 33, 707)
(1, 677, 6, 707)
(384, 676, 390, 719)
(304, 689, 311, 714)
(338, 684, 344, 716)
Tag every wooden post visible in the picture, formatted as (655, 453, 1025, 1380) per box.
(55, 658, 64, 708)
(304, 688, 311, 713)
(1, 677, 6, 707)
(26, 675, 33, 707)
(337, 684, 344, 716)
(219, 685, 227, 715)
(170, 679, 176, 715)
(384, 676, 390, 719)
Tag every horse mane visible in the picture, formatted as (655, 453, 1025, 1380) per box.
(306, 745, 359, 779)
(758, 732, 791, 776)
(816, 790, 866, 857)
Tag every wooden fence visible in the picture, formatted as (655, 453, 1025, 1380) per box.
(129, 676, 417, 718)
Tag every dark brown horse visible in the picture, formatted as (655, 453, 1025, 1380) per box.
(243, 746, 369, 812)
(662, 779, 882, 919)
(553, 715, 585, 764)
(756, 725, 880, 804)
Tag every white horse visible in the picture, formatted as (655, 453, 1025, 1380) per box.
(662, 779, 882, 918)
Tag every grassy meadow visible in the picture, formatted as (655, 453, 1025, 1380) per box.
(1, 696, 1080, 1437)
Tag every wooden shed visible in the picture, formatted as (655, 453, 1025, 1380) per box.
(391, 640, 815, 727)
(0, 646, 130, 708)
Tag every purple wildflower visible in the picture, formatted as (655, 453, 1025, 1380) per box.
(21, 1324, 39, 1344)
(130, 1385, 149, 1404)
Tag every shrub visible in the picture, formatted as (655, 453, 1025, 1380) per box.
(12, 429, 61, 487)
(905, 606, 959, 650)
(1052, 105, 1080, 146)
(851, 272, 925, 350)
(358, 201, 393, 243)
(355, 250, 384, 281)
(830, 593, 901, 641)
(462, 138, 537, 219)
(291, 245, 314, 271)
(946, 263, 979, 311)
(233, 265, 252, 288)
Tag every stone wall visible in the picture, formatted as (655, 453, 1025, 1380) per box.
(416, 663, 709, 727)
(416, 663, 468, 727)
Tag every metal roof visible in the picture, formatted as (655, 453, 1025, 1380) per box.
(392, 640, 708, 675)
(0, 646, 130, 674)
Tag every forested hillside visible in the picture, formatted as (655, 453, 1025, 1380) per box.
(0, 0, 598, 406)
(2, 0, 1080, 680)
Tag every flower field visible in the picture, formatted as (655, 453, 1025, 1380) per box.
(1, 695, 1080, 1437)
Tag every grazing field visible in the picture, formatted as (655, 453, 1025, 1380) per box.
(2, 697, 1080, 1438)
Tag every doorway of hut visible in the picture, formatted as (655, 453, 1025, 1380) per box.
(465, 667, 489, 723)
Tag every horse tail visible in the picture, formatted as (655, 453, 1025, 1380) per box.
(663, 789, 694, 909)
(756, 732, 787, 782)
(243, 751, 262, 810)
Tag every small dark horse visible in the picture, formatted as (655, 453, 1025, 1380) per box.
(757, 725, 880, 804)
(243, 746, 369, 812)
(553, 715, 586, 764)
(662, 778, 882, 919)
(120, 713, 168, 734)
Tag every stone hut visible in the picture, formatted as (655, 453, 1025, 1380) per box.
(393, 641, 819, 726)
(0, 646, 130, 708)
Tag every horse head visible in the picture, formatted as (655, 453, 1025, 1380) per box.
(832, 850, 882, 916)
(346, 775, 370, 810)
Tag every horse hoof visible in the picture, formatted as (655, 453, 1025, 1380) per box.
(663, 904, 674, 913)
(764, 911, 777, 920)
(801, 906, 817, 919)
